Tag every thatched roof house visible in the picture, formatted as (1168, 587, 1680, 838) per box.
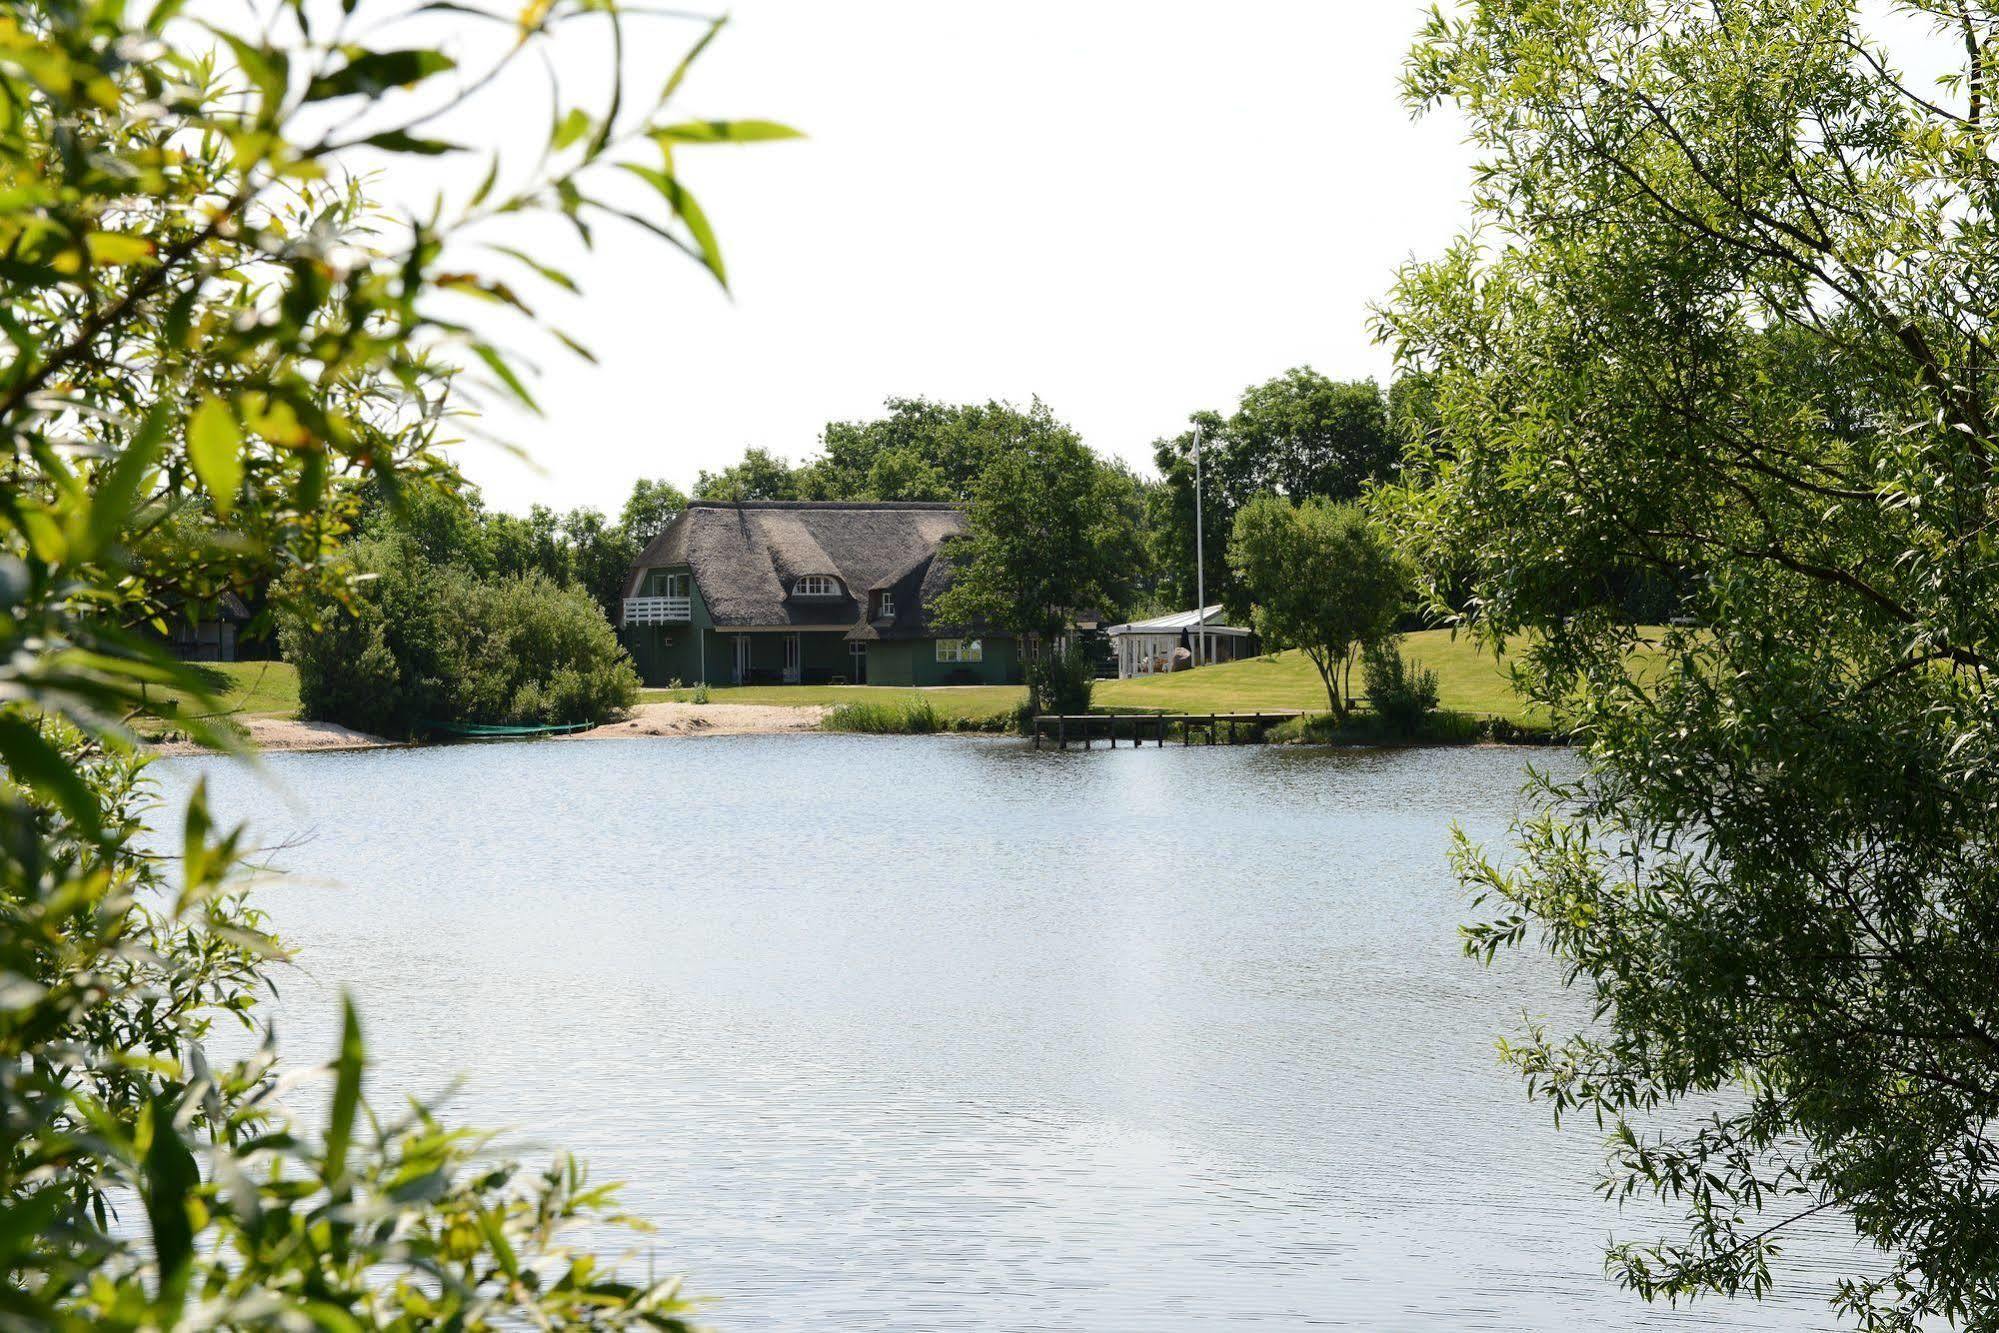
(618, 501, 1018, 687)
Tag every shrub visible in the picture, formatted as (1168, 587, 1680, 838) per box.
(823, 698, 943, 734)
(281, 539, 638, 736)
(1025, 642, 1094, 717)
(1361, 638, 1439, 737)
(445, 573, 640, 726)
(1264, 712, 1344, 744)
(279, 533, 451, 737)
(688, 682, 710, 705)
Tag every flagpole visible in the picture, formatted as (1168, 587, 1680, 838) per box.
(1192, 422, 1206, 669)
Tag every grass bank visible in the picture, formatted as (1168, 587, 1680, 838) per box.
(135, 660, 302, 740)
(822, 699, 943, 734)
(649, 629, 1573, 726)
(1094, 628, 1536, 721)
(645, 682, 1023, 726)
(1262, 709, 1558, 746)
(157, 628, 1651, 746)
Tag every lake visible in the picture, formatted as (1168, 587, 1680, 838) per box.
(154, 736, 1851, 1330)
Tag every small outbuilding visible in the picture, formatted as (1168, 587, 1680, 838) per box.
(167, 591, 252, 663)
(1104, 605, 1256, 678)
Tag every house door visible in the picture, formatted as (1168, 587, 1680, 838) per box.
(783, 634, 801, 685)
(732, 635, 750, 685)
(848, 640, 867, 684)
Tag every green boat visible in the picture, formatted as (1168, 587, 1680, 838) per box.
(422, 719, 596, 740)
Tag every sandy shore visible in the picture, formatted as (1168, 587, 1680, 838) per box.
(149, 702, 827, 755)
(559, 701, 828, 740)
(150, 716, 394, 756)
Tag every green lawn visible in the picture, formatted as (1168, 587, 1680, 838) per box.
(143, 660, 302, 720)
(642, 683, 1025, 724)
(1097, 627, 1534, 720)
(645, 628, 1573, 725)
(127, 660, 302, 740)
(174, 629, 1648, 735)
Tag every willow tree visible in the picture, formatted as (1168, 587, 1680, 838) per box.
(1379, 2, 1999, 1326)
(0, 0, 791, 1323)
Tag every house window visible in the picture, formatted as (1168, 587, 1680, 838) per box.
(936, 638, 983, 663)
(793, 574, 839, 598)
(878, 592, 896, 618)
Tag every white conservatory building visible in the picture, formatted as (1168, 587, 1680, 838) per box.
(1103, 605, 1256, 678)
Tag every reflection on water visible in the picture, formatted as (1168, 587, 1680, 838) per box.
(156, 737, 1848, 1330)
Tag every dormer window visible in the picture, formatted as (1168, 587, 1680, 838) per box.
(793, 574, 840, 598)
(878, 592, 896, 619)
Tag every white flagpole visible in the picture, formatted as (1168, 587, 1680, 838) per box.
(1192, 422, 1206, 669)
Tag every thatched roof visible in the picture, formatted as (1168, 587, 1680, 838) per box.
(623, 501, 979, 638)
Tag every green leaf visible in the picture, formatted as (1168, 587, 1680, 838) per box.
(141, 1095, 199, 1317)
(0, 717, 99, 837)
(469, 153, 500, 208)
(305, 48, 455, 102)
(180, 779, 214, 911)
(653, 119, 804, 145)
(658, 17, 724, 106)
(619, 164, 725, 287)
(83, 231, 157, 266)
(552, 328, 597, 364)
(322, 997, 365, 1193)
(212, 30, 290, 119)
(295, 448, 327, 512)
(487, 244, 577, 292)
(470, 342, 540, 412)
(187, 396, 243, 516)
(551, 107, 593, 151)
(361, 130, 463, 156)
(477, 1207, 521, 1278)
(81, 403, 169, 560)
(145, 0, 191, 33)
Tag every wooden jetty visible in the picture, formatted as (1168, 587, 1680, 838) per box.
(1030, 711, 1305, 750)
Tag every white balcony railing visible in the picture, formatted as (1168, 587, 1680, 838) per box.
(623, 595, 691, 625)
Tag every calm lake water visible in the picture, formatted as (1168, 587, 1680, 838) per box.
(154, 737, 1852, 1331)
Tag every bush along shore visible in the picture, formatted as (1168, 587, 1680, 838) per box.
(139, 646, 1567, 750)
(817, 699, 1559, 745)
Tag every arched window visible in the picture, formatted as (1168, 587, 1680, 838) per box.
(793, 574, 840, 598)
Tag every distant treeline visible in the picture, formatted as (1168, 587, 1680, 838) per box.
(686, 369, 1419, 618)
(320, 363, 1676, 694)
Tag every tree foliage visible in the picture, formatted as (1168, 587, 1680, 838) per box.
(804, 397, 1052, 502)
(0, 0, 787, 1322)
(354, 474, 685, 622)
(279, 533, 639, 735)
(693, 399, 1158, 630)
(1381, 1, 1999, 1324)
(622, 477, 692, 547)
(1225, 496, 1406, 721)
(1360, 638, 1439, 737)
(1152, 368, 1398, 608)
(929, 401, 1137, 640)
(692, 446, 800, 502)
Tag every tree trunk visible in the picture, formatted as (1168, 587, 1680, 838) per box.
(1309, 648, 1345, 723)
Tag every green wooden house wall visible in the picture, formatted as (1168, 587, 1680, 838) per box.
(620, 565, 1021, 689)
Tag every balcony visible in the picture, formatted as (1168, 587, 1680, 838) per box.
(623, 595, 691, 625)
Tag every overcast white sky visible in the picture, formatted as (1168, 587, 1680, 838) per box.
(374, 1, 1954, 516)
(393, 2, 1478, 515)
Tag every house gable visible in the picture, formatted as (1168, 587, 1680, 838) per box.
(622, 501, 983, 636)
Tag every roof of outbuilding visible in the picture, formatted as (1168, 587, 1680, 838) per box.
(1103, 605, 1249, 636)
(623, 501, 977, 634)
